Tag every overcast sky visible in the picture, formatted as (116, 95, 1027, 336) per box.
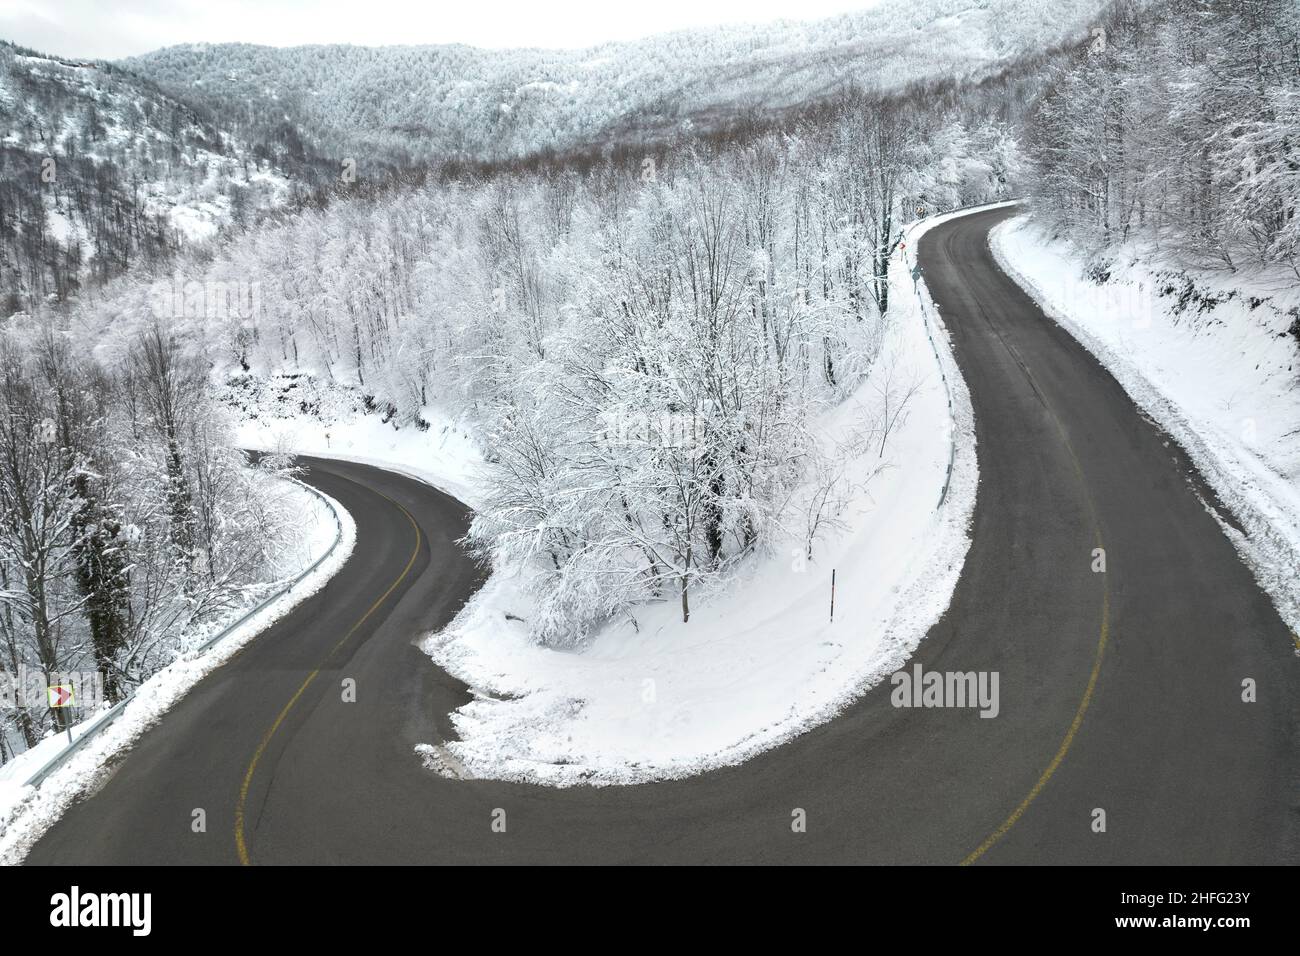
(1, 0, 880, 60)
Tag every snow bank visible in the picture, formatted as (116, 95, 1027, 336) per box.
(992, 215, 1300, 640)
(234, 392, 485, 509)
(0, 476, 356, 864)
(412, 206, 986, 786)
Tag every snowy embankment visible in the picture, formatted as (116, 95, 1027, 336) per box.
(0, 474, 355, 864)
(409, 207, 986, 786)
(236, 402, 484, 510)
(992, 215, 1300, 641)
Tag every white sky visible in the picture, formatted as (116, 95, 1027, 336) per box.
(1, 0, 882, 61)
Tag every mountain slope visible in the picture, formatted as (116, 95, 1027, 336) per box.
(123, 0, 1113, 163)
(0, 41, 300, 312)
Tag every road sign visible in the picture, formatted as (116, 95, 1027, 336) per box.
(48, 684, 75, 708)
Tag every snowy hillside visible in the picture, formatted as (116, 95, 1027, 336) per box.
(124, 0, 1113, 162)
(0, 41, 295, 311)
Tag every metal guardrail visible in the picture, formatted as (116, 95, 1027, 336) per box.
(23, 474, 344, 788)
(902, 219, 957, 510)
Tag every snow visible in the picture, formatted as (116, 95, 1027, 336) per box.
(410, 205, 987, 786)
(119, 1, 1107, 164)
(0, 49, 294, 273)
(164, 199, 228, 243)
(0, 475, 356, 864)
(992, 214, 1300, 640)
(234, 397, 486, 509)
(45, 209, 75, 244)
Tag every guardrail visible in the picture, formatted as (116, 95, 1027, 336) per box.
(901, 220, 957, 510)
(23, 473, 344, 789)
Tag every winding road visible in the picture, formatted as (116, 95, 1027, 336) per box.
(24, 205, 1298, 865)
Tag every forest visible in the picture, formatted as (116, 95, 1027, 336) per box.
(0, 40, 333, 316)
(1029, 0, 1300, 278)
(0, 319, 302, 760)
(123, 0, 1105, 164)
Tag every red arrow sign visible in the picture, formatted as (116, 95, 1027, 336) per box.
(48, 684, 74, 707)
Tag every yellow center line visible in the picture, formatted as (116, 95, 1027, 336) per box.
(234, 477, 423, 866)
(960, 585, 1109, 865)
(959, 303, 1113, 866)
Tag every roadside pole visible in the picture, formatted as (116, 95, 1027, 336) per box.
(830, 569, 836, 623)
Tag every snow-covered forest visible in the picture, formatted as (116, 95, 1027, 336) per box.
(0, 39, 336, 765)
(123, 0, 1106, 163)
(1029, 0, 1300, 278)
(0, 41, 321, 314)
(0, 318, 305, 761)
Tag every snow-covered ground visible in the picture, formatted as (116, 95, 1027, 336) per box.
(0, 475, 355, 864)
(406, 207, 987, 786)
(231, 380, 485, 509)
(993, 215, 1300, 641)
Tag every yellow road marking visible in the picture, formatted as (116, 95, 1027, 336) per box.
(234, 479, 422, 866)
(961, 587, 1109, 865)
(959, 314, 1113, 866)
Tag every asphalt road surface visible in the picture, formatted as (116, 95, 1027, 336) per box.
(25, 206, 1298, 865)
